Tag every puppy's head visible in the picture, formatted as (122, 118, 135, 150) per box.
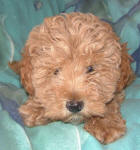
(21, 13, 132, 123)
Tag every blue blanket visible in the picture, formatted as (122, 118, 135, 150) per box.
(0, 0, 140, 150)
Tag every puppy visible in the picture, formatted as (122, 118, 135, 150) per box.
(10, 13, 135, 144)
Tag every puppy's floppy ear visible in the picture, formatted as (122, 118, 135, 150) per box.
(116, 43, 135, 92)
(20, 46, 34, 96)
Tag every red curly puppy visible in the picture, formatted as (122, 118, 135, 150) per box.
(10, 13, 135, 144)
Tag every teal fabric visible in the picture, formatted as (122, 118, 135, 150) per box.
(0, 0, 140, 150)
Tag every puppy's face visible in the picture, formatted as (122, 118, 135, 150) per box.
(27, 13, 121, 123)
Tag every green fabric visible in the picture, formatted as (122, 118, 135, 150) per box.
(0, 110, 32, 150)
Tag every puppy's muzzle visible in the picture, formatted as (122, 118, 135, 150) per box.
(66, 100, 84, 113)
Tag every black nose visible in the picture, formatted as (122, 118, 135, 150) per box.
(66, 100, 84, 113)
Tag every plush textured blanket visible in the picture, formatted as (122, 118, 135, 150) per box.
(0, 0, 140, 150)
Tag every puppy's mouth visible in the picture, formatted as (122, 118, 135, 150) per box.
(64, 114, 84, 125)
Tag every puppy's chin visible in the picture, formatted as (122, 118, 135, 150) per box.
(64, 114, 84, 125)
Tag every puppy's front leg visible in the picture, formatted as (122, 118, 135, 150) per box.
(19, 97, 49, 127)
(84, 93, 126, 144)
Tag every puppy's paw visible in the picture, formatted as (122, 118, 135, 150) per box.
(19, 100, 49, 127)
(84, 117, 126, 144)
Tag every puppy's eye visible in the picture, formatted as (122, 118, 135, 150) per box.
(86, 66, 94, 73)
(54, 69, 59, 75)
